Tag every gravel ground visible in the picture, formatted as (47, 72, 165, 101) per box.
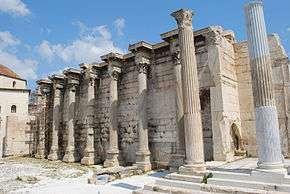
(0, 157, 163, 194)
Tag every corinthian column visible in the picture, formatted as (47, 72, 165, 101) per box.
(135, 56, 151, 172)
(35, 80, 52, 159)
(81, 65, 98, 165)
(245, 2, 286, 173)
(171, 9, 205, 174)
(63, 69, 80, 163)
(103, 55, 122, 167)
(48, 75, 64, 160)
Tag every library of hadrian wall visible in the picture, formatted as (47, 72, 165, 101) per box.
(33, 5, 290, 173)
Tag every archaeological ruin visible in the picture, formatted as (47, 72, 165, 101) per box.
(32, 1, 290, 177)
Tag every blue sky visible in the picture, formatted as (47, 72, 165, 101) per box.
(0, 0, 289, 89)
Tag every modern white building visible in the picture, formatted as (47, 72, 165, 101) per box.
(0, 64, 31, 158)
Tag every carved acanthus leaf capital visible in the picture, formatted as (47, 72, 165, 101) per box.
(171, 9, 193, 28)
(206, 30, 223, 46)
(108, 66, 121, 81)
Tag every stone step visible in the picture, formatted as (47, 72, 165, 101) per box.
(208, 177, 290, 193)
(165, 172, 203, 183)
(145, 178, 289, 194)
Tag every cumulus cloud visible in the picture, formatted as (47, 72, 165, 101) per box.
(0, 31, 20, 49)
(0, 31, 38, 80)
(0, 0, 30, 16)
(287, 27, 290, 32)
(113, 18, 125, 36)
(37, 22, 124, 64)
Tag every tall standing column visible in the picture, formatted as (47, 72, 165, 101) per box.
(48, 75, 64, 160)
(171, 9, 205, 174)
(35, 80, 52, 159)
(63, 69, 80, 163)
(135, 57, 151, 172)
(245, 2, 285, 173)
(104, 65, 121, 167)
(81, 66, 98, 165)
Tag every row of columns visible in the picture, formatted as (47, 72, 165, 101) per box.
(35, 53, 152, 170)
(36, 1, 285, 175)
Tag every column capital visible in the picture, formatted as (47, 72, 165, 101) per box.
(80, 64, 100, 85)
(36, 79, 52, 96)
(206, 28, 223, 46)
(108, 66, 121, 81)
(49, 74, 65, 90)
(171, 9, 194, 28)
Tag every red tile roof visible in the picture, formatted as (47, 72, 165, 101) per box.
(0, 64, 21, 79)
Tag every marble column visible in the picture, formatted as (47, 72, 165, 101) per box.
(135, 58, 151, 172)
(81, 66, 98, 165)
(245, 2, 285, 173)
(104, 66, 121, 167)
(171, 9, 205, 174)
(63, 79, 78, 163)
(35, 80, 52, 159)
(48, 76, 64, 160)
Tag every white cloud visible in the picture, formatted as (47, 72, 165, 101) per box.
(0, 31, 20, 49)
(0, 0, 30, 16)
(0, 31, 38, 80)
(0, 51, 38, 79)
(113, 18, 125, 36)
(37, 22, 124, 64)
(287, 27, 290, 32)
(36, 40, 54, 60)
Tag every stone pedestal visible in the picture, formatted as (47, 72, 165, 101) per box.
(135, 58, 151, 172)
(81, 66, 98, 166)
(245, 2, 286, 174)
(171, 9, 205, 174)
(104, 65, 121, 168)
(48, 75, 64, 161)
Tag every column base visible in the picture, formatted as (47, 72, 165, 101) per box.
(35, 153, 45, 159)
(179, 163, 206, 175)
(47, 150, 58, 161)
(81, 156, 95, 166)
(63, 150, 75, 163)
(35, 149, 45, 159)
(134, 162, 151, 172)
(103, 150, 119, 168)
(255, 162, 287, 175)
(135, 151, 151, 172)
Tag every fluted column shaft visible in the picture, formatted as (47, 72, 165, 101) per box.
(135, 62, 151, 171)
(171, 9, 205, 174)
(104, 67, 120, 167)
(48, 85, 62, 160)
(81, 72, 97, 165)
(63, 83, 77, 162)
(245, 2, 285, 172)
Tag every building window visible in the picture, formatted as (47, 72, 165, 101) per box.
(12, 81, 16, 88)
(11, 105, 16, 113)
